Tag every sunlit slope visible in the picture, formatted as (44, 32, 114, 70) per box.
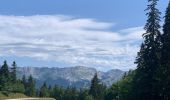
(0, 92, 55, 100)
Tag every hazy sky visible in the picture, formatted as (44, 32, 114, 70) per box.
(0, 0, 169, 71)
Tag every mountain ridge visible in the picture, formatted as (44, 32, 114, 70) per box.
(16, 66, 124, 88)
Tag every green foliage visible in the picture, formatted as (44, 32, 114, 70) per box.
(22, 75, 27, 88)
(158, 1, 170, 99)
(51, 85, 64, 100)
(0, 60, 10, 90)
(89, 73, 106, 100)
(48, 82, 102, 100)
(11, 61, 17, 83)
(131, 0, 162, 99)
(0, 61, 105, 100)
(9, 80, 25, 93)
(78, 90, 90, 100)
(89, 73, 98, 100)
(39, 82, 50, 97)
(2, 61, 24, 93)
(63, 87, 79, 100)
(25, 75, 36, 97)
(84, 95, 94, 100)
(105, 70, 135, 100)
(0, 61, 25, 94)
(1, 1, 170, 98)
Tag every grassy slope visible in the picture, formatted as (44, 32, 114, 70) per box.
(0, 92, 55, 100)
(0, 92, 27, 99)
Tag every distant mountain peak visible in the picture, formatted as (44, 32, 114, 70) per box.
(17, 66, 124, 88)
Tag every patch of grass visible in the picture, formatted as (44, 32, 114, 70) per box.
(0, 92, 27, 100)
(28, 98, 55, 100)
(0, 91, 6, 97)
(0, 92, 55, 100)
(5, 98, 55, 100)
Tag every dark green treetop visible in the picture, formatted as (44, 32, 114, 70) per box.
(159, 1, 170, 99)
(131, 0, 162, 99)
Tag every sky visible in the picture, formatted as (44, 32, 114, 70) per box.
(0, 0, 169, 71)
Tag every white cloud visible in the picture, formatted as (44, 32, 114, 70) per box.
(0, 15, 144, 71)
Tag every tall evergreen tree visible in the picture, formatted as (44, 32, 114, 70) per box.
(89, 73, 99, 100)
(39, 82, 50, 97)
(131, 0, 162, 99)
(51, 85, 64, 100)
(89, 73, 106, 100)
(0, 64, 2, 90)
(160, 1, 170, 99)
(0, 60, 10, 91)
(22, 74, 27, 93)
(25, 75, 36, 97)
(22, 75, 27, 86)
(0, 60, 10, 80)
(78, 90, 94, 100)
(63, 87, 79, 100)
(11, 61, 17, 83)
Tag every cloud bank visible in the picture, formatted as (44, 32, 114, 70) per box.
(0, 15, 144, 71)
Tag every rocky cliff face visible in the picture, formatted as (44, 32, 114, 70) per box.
(17, 66, 124, 88)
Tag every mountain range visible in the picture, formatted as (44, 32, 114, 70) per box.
(16, 66, 124, 88)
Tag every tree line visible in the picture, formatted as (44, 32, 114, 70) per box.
(0, 60, 36, 96)
(0, 61, 25, 93)
(0, 60, 107, 100)
(105, 0, 170, 100)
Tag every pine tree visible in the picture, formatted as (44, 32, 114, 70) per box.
(1, 60, 10, 80)
(25, 75, 36, 97)
(78, 90, 89, 100)
(11, 61, 17, 83)
(51, 85, 64, 100)
(0, 64, 2, 90)
(22, 75, 27, 87)
(89, 73, 106, 100)
(39, 82, 50, 97)
(160, 1, 170, 99)
(131, 0, 162, 99)
(63, 87, 79, 100)
(0, 60, 10, 91)
(89, 73, 99, 100)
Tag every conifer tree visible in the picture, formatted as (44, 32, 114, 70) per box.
(0, 64, 2, 90)
(51, 85, 64, 100)
(39, 82, 50, 97)
(89, 73, 99, 100)
(89, 73, 106, 100)
(11, 61, 17, 83)
(1, 60, 10, 80)
(0, 60, 10, 91)
(22, 75, 27, 86)
(78, 90, 94, 100)
(25, 75, 36, 97)
(160, 1, 170, 99)
(131, 0, 162, 99)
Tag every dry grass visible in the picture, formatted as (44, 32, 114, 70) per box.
(5, 98, 55, 100)
(0, 92, 27, 99)
(0, 92, 55, 100)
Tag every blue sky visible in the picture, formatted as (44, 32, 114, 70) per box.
(0, 0, 169, 71)
(0, 0, 168, 29)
